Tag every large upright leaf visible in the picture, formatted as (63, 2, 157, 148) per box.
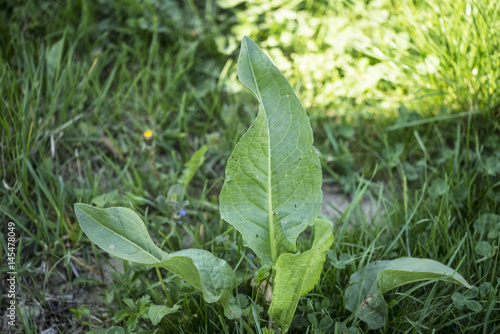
(219, 36, 322, 265)
(74, 204, 237, 307)
(345, 258, 471, 329)
(269, 219, 334, 333)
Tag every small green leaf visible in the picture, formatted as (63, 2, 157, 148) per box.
(254, 265, 272, 285)
(429, 178, 449, 197)
(179, 145, 207, 190)
(91, 190, 124, 207)
(70, 305, 90, 320)
(479, 282, 492, 297)
(465, 300, 483, 312)
(464, 286, 479, 299)
(328, 251, 353, 269)
(149, 304, 180, 325)
(46, 37, 64, 74)
(340, 253, 353, 263)
(220, 36, 322, 265)
(475, 241, 492, 257)
(223, 295, 242, 319)
(125, 314, 140, 332)
(484, 156, 500, 175)
(122, 297, 136, 310)
(485, 134, 500, 148)
(452, 292, 467, 309)
(269, 219, 333, 332)
(473, 213, 500, 237)
(307, 313, 318, 327)
(167, 184, 184, 204)
(318, 317, 333, 329)
(333, 322, 361, 334)
(345, 258, 471, 329)
(333, 261, 346, 270)
(488, 229, 499, 239)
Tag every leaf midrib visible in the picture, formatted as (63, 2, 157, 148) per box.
(246, 41, 277, 263)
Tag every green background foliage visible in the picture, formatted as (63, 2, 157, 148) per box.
(1, 0, 499, 333)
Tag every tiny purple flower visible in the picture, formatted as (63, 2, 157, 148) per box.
(179, 208, 186, 217)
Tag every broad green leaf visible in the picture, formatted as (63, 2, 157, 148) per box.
(345, 258, 471, 329)
(74, 204, 237, 306)
(149, 304, 180, 325)
(269, 219, 333, 332)
(219, 36, 322, 265)
(153, 249, 238, 306)
(179, 145, 207, 190)
(74, 203, 165, 265)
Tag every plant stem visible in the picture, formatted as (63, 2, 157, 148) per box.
(149, 149, 162, 188)
(156, 267, 174, 306)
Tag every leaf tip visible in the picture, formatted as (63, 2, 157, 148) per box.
(241, 35, 257, 52)
(74, 203, 84, 215)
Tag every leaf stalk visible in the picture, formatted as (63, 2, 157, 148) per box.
(156, 267, 174, 306)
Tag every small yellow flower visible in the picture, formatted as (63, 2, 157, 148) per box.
(143, 129, 154, 141)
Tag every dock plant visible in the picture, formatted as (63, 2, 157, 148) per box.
(74, 36, 471, 332)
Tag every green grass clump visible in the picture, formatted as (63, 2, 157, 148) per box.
(219, 0, 500, 116)
(1, 0, 499, 333)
